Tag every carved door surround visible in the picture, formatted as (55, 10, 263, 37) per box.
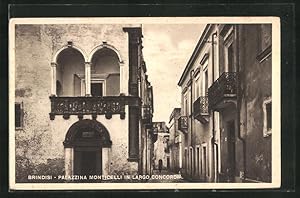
(64, 119, 112, 177)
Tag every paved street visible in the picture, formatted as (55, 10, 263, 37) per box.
(147, 169, 187, 183)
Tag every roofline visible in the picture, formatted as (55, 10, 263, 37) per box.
(177, 24, 213, 86)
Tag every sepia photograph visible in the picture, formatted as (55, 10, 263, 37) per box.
(9, 17, 280, 190)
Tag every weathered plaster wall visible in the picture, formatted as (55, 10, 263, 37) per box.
(15, 25, 54, 181)
(216, 25, 271, 182)
(240, 25, 272, 182)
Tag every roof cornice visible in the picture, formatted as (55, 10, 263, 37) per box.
(177, 24, 214, 86)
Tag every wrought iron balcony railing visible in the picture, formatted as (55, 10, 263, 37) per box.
(49, 96, 140, 120)
(178, 116, 188, 132)
(193, 96, 209, 124)
(208, 72, 237, 110)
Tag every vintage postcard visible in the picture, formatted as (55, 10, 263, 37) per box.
(9, 17, 280, 190)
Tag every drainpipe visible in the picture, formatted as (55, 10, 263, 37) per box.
(145, 128, 147, 175)
(189, 69, 194, 177)
(235, 25, 246, 182)
(211, 31, 218, 182)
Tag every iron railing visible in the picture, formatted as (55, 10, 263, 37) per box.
(208, 72, 237, 109)
(193, 96, 209, 123)
(193, 96, 209, 116)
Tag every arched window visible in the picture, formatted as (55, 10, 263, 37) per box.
(90, 48, 121, 96)
(56, 48, 85, 96)
(51, 43, 123, 97)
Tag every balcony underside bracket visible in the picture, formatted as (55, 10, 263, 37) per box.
(209, 98, 237, 112)
(194, 113, 209, 124)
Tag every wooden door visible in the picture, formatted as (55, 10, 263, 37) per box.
(227, 120, 236, 182)
(74, 147, 102, 175)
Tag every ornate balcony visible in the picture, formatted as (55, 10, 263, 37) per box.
(49, 96, 140, 120)
(141, 105, 153, 124)
(193, 96, 209, 124)
(208, 72, 237, 111)
(178, 116, 188, 132)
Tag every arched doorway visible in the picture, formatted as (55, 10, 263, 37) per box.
(63, 119, 112, 176)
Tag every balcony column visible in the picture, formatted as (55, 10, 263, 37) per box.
(119, 62, 125, 95)
(51, 62, 57, 96)
(85, 62, 91, 96)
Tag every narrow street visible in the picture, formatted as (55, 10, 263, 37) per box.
(147, 170, 187, 183)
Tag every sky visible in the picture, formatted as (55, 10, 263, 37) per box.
(142, 24, 206, 124)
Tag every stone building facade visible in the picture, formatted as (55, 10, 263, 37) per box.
(13, 23, 154, 182)
(178, 24, 220, 182)
(152, 122, 170, 170)
(177, 24, 272, 182)
(168, 108, 184, 174)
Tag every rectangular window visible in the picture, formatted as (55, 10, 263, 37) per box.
(257, 24, 272, 63)
(185, 148, 188, 174)
(184, 92, 189, 116)
(204, 70, 208, 95)
(196, 147, 200, 176)
(189, 147, 193, 176)
(91, 82, 103, 97)
(266, 102, 272, 130)
(184, 98, 188, 116)
(223, 27, 234, 72)
(15, 103, 23, 129)
(227, 44, 234, 72)
(263, 98, 272, 137)
(202, 146, 207, 177)
(260, 24, 272, 52)
(195, 77, 200, 99)
(202, 61, 208, 96)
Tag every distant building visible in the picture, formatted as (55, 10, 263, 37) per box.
(140, 73, 155, 175)
(13, 24, 155, 182)
(168, 108, 184, 173)
(177, 24, 272, 182)
(152, 122, 170, 170)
